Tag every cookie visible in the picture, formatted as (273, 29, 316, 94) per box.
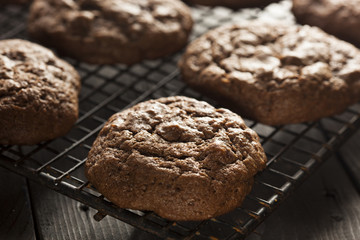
(0, 39, 80, 145)
(185, 0, 279, 9)
(179, 21, 360, 125)
(85, 96, 266, 221)
(292, 0, 360, 47)
(28, 0, 193, 65)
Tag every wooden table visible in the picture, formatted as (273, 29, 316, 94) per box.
(1, 130, 359, 240)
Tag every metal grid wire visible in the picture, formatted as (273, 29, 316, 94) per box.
(1, 1, 360, 239)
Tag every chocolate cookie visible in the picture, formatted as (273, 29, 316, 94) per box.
(179, 21, 360, 125)
(85, 96, 266, 221)
(292, 0, 360, 47)
(0, 39, 80, 145)
(28, 0, 193, 64)
(185, 0, 279, 9)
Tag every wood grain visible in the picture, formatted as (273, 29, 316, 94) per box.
(247, 154, 360, 240)
(28, 182, 160, 240)
(338, 131, 360, 192)
(0, 168, 36, 240)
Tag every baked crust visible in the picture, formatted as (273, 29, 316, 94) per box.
(179, 21, 360, 125)
(292, 0, 360, 47)
(28, 0, 193, 64)
(0, 39, 80, 145)
(85, 96, 266, 221)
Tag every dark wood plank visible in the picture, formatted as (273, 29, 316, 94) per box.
(247, 154, 360, 240)
(338, 132, 360, 192)
(0, 167, 36, 240)
(28, 182, 159, 240)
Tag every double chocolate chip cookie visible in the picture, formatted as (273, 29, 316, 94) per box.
(28, 0, 193, 64)
(0, 39, 80, 145)
(85, 96, 266, 221)
(179, 21, 360, 125)
(292, 0, 360, 47)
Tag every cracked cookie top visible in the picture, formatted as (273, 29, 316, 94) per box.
(292, 0, 360, 47)
(179, 21, 360, 125)
(28, 0, 193, 64)
(0, 39, 80, 145)
(85, 96, 266, 220)
(0, 39, 80, 109)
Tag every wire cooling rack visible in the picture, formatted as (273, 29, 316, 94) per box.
(1, 1, 360, 239)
